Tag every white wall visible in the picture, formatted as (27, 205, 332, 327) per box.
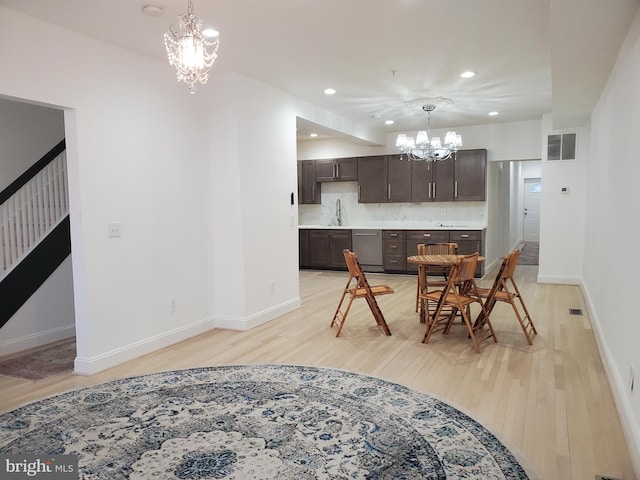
(582, 8, 640, 473)
(0, 98, 64, 190)
(538, 118, 589, 284)
(0, 6, 303, 373)
(207, 73, 300, 329)
(0, 8, 214, 373)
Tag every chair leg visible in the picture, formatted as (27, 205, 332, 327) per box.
(333, 296, 355, 337)
(422, 294, 452, 344)
(331, 279, 355, 337)
(459, 307, 481, 354)
(510, 291, 537, 344)
(365, 295, 392, 336)
(330, 280, 351, 328)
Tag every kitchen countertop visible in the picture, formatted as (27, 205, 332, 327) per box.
(299, 225, 486, 230)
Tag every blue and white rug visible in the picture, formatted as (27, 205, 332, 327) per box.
(0, 365, 530, 479)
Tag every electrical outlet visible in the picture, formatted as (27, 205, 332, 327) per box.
(107, 222, 121, 238)
(169, 297, 177, 313)
(440, 208, 446, 216)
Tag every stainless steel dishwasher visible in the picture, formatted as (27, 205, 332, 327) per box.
(351, 229, 383, 272)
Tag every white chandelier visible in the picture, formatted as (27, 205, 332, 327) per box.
(396, 104, 462, 161)
(164, 0, 220, 94)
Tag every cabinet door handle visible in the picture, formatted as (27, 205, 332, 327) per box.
(358, 185, 361, 201)
(390, 244, 398, 249)
(428, 182, 432, 199)
(390, 233, 398, 237)
(312, 184, 315, 201)
(388, 184, 391, 200)
(455, 181, 458, 198)
(433, 183, 436, 199)
(355, 232, 379, 236)
(424, 233, 431, 237)
(336, 163, 340, 178)
(460, 234, 470, 238)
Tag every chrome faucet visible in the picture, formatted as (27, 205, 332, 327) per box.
(335, 198, 342, 226)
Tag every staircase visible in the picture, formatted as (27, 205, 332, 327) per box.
(0, 140, 70, 329)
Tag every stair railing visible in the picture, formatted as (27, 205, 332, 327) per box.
(0, 148, 68, 280)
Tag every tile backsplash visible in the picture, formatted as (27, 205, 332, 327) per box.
(299, 182, 487, 228)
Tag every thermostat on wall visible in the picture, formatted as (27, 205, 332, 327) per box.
(560, 186, 570, 194)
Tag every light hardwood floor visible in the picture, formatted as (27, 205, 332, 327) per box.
(0, 266, 636, 479)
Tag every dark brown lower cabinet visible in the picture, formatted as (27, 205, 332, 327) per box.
(405, 230, 450, 273)
(450, 230, 485, 276)
(299, 229, 310, 268)
(307, 229, 352, 269)
(383, 230, 406, 271)
(301, 228, 484, 277)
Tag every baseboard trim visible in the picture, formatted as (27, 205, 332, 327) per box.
(536, 274, 580, 285)
(73, 318, 215, 375)
(581, 281, 640, 477)
(214, 297, 301, 331)
(0, 324, 76, 356)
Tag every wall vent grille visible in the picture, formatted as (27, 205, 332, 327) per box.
(568, 308, 583, 315)
(548, 133, 576, 160)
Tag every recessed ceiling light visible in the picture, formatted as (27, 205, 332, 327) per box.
(202, 28, 219, 38)
(141, 4, 164, 17)
(385, 120, 394, 125)
(460, 71, 476, 78)
(324, 88, 336, 95)
(488, 111, 499, 116)
(310, 133, 318, 137)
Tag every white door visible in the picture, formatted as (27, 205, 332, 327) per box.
(523, 178, 541, 242)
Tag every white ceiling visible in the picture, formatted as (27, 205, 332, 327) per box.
(1, 0, 637, 141)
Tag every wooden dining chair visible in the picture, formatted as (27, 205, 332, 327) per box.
(421, 252, 497, 353)
(415, 242, 459, 314)
(330, 249, 394, 337)
(475, 249, 537, 344)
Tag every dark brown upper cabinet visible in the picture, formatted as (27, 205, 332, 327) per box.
(315, 157, 358, 182)
(297, 160, 321, 204)
(454, 149, 487, 201)
(357, 155, 412, 203)
(411, 157, 454, 202)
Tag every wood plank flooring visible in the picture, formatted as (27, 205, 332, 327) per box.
(0, 266, 636, 479)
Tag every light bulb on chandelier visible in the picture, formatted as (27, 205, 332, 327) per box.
(396, 104, 462, 161)
(164, 0, 220, 94)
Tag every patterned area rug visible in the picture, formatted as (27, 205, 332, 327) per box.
(0, 365, 530, 479)
(0, 337, 75, 381)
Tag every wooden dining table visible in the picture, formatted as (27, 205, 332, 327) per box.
(407, 254, 485, 324)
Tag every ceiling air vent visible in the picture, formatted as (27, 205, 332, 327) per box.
(548, 133, 576, 160)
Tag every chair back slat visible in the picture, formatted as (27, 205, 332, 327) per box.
(424, 242, 458, 255)
(343, 249, 359, 277)
(451, 253, 479, 283)
(485, 252, 512, 300)
(504, 249, 521, 278)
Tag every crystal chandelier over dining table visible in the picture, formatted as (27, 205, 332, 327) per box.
(164, 0, 220, 94)
(396, 104, 462, 161)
